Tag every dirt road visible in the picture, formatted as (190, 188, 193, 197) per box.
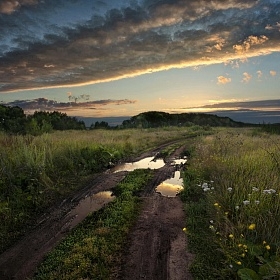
(0, 142, 193, 280)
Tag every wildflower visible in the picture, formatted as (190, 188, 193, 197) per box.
(238, 244, 243, 247)
(214, 203, 219, 207)
(252, 187, 259, 192)
(203, 187, 210, 192)
(236, 261, 242, 265)
(263, 241, 267, 245)
(229, 234, 234, 238)
(243, 200, 250, 205)
(209, 225, 215, 230)
(241, 253, 245, 258)
(235, 205, 240, 210)
(229, 264, 233, 268)
(182, 227, 187, 232)
(210, 220, 214, 224)
(225, 212, 229, 215)
(227, 187, 233, 192)
(265, 245, 270, 250)
(255, 200, 260, 204)
(243, 244, 247, 249)
(248, 224, 256, 230)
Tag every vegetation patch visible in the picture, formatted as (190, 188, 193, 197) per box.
(181, 129, 280, 279)
(33, 169, 153, 280)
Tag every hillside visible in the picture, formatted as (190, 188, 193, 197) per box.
(121, 111, 252, 128)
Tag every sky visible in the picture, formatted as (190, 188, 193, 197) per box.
(0, 0, 280, 124)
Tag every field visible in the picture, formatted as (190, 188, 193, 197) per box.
(0, 125, 280, 279)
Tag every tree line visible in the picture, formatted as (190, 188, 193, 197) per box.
(0, 105, 86, 135)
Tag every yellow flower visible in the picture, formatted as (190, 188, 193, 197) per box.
(248, 223, 256, 230)
(182, 227, 187, 232)
(266, 245, 270, 250)
(236, 261, 242, 265)
(214, 203, 219, 207)
(243, 245, 247, 249)
(263, 241, 267, 245)
(241, 253, 245, 258)
(225, 212, 229, 215)
(238, 243, 243, 247)
(229, 234, 234, 238)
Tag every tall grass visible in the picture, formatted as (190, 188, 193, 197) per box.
(0, 126, 207, 253)
(182, 129, 280, 279)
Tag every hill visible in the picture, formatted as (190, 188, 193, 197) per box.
(121, 111, 252, 128)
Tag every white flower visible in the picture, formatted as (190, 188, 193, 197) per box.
(210, 220, 214, 224)
(255, 200, 260, 204)
(203, 187, 210, 192)
(252, 187, 259, 192)
(243, 200, 250, 205)
(263, 189, 272, 194)
(235, 205, 240, 210)
(227, 187, 233, 192)
(211, 187, 214, 190)
(202, 183, 208, 188)
(270, 189, 276, 194)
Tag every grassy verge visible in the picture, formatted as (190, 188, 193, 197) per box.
(181, 129, 280, 279)
(32, 169, 153, 280)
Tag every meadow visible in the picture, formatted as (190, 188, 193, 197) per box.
(0, 126, 197, 253)
(1, 125, 280, 279)
(182, 128, 280, 279)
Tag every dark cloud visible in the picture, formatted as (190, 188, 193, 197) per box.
(0, 0, 280, 92)
(3, 97, 137, 112)
(197, 99, 280, 110)
(0, 0, 38, 14)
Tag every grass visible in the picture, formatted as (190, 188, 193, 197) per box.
(181, 128, 280, 279)
(32, 169, 153, 280)
(0, 126, 209, 253)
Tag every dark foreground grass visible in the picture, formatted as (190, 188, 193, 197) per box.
(33, 169, 153, 280)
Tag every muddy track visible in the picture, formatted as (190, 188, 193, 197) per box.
(0, 141, 193, 280)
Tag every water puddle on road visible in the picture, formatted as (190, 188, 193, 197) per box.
(171, 157, 187, 165)
(111, 156, 165, 173)
(155, 171, 184, 197)
(67, 191, 115, 229)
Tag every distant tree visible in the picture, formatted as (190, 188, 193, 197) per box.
(91, 121, 109, 129)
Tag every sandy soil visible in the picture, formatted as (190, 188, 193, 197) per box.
(0, 141, 193, 280)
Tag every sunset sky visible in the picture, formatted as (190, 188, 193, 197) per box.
(0, 0, 280, 123)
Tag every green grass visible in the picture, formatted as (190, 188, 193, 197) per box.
(0, 126, 210, 253)
(33, 169, 153, 280)
(181, 129, 280, 279)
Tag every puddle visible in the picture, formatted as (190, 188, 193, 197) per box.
(171, 158, 187, 165)
(155, 171, 184, 197)
(67, 191, 115, 229)
(111, 156, 165, 173)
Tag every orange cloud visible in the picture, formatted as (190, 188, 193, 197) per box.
(217, 75, 231, 85)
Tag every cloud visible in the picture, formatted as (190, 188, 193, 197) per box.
(270, 70, 277, 76)
(242, 72, 252, 83)
(233, 35, 269, 54)
(257, 70, 262, 79)
(1, 0, 280, 92)
(0, 0, 38, 14)
(217, 75, 231, 85)
(3, 97, 137, 113)
(193, 99, 280, 110)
